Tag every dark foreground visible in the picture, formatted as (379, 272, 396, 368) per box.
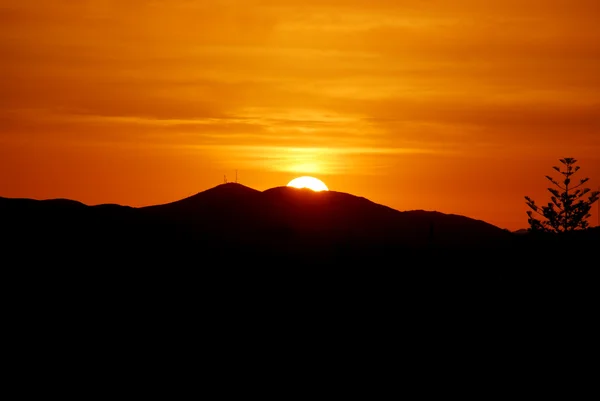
(2, 194, 596, 385)
(2, 187, 598, 299)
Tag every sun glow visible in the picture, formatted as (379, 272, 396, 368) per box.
(287, 176, 329, 192)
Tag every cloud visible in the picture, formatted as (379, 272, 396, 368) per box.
(2, 0, 600, 168)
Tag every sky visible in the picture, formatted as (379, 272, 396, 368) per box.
(1, 0, 599, 230)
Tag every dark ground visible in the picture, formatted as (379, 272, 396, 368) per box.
(2, 186, 597, 307)
(2, 192, 595, 390)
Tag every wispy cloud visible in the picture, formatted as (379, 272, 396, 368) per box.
(2, 0, 600, 174)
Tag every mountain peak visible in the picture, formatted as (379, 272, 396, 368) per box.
(2, 182, 514, 253)
(202, 182, 260, 196)
(147, 182, 260, 210)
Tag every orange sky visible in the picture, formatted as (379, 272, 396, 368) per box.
(1, 0, 599, 230)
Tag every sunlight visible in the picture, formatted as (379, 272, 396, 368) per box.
(287, 176, 329, 192)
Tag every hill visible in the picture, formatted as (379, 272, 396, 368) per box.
(140, 184, 510, 247)
(1, 183, 597, 266)
(3, 183, 598, 335)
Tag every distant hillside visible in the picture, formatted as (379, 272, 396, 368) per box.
(139, 183, 512, 249)
(1, 183, 597, 265)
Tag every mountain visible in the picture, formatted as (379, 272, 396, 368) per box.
(3, 183, 597, 333)
(3, 182, 598, 267)
(135, 183, 515, 253)
(1, 183, 516, 263)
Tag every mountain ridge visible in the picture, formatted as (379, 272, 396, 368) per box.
(4, 182, 596, 266)
(1, 182, 511, 252)
(0, 182, 507, 233)
(0, 183, 600, 267)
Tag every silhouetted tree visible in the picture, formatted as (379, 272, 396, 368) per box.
(525, 158, 599, 233)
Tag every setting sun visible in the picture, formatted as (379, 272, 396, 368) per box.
(287, 176, 329, 192)
(1, 1, 599, 232)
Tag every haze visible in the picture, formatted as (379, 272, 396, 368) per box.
(1, 0, 599, 230)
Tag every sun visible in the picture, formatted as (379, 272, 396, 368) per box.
(287, 176, 329, 192)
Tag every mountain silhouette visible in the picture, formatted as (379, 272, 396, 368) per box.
(2, 182, 597, 267)
(4, 182, 598, 338)
(133, 183, 513, 255)
(2, 182, 515, 263)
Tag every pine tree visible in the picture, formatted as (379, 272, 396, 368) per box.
(525, 158, 599, 233)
